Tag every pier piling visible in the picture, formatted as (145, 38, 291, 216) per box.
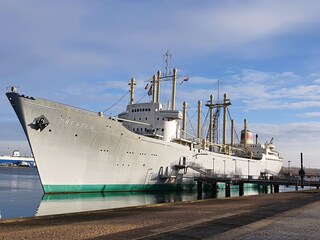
(239, 182, 244, 196)
(225, 183, 231, 197)
(262, 185, 268, 194)
(192, 174, 320, 198)
(197, 180, 203, 193)
(210, 180, 218, 193)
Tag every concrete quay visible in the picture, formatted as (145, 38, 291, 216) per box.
(1, 190, 320, 240)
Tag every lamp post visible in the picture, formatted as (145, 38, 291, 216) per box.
(288, 160, 291, 177)
(248, 160, 250, 179)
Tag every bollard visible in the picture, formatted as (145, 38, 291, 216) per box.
(197, 180, 203, 200)
(239, 182, 244, 196)
(197, 180, 203, 193)
(225, 183, 231, 197)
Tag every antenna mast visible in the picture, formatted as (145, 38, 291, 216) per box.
(164, 50, 171, 78)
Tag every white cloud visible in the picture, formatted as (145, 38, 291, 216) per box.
(249, 121, 320, 167)
(296, 112, 320, 118)
(188, 76, 220, 85)
(173, 69, 319, 111)
(1, 0, 320, 77)
(274, 85, 320, 100)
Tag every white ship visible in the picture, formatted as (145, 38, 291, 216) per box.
(0, 150, 35, 167)
(6, 65, 283, 193)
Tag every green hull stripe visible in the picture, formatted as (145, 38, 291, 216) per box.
(43, 183, 258, 193)
(43, 184, 192, 193)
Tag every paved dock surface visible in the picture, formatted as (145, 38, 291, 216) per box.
(1, 190, 320, 239)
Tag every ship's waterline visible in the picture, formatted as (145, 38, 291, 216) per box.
(43, 183, 191, 193)
(43, 182, 258, 193)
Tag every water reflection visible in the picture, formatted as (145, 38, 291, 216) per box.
(36, 186, 265, 217)
(0, 167, 312, 221)
(37, 191, 217, 217)
(0, 167, 43, 220)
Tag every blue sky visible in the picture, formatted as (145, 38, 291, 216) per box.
(1, 0, 320, 168)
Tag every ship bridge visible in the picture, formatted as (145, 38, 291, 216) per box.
(117, 68, 182, 142)
(118, 102, 182, 141)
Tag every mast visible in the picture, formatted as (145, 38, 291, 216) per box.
(156, 70, 161, 103)
(164, 50, 171, 79)
(152, 75, 156, 103)
(222, 93, 231, 147)
(205, 95, 214, 150)
(197, 100, 202, 141)
(209, 95, 214, 146)
(129, 78, 136, 105)
(215, 80, 221, 144)
(182, 101, 187, 139)
(172, 68, 177, 110)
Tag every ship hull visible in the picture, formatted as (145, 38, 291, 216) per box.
(7, 92, 283, 193)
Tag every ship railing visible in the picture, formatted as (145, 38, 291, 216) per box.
(187, 162, 212, 176)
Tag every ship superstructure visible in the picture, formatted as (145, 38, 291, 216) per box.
(6, 62, 283, 193)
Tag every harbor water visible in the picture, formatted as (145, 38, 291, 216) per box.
(0, 166, 308, 221)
